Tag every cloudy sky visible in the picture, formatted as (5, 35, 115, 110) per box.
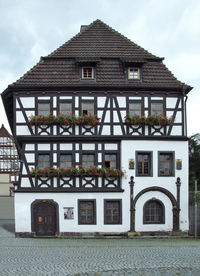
(0, 0, 199, 135)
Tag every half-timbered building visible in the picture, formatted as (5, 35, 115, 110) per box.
(2, 20, 192, 237)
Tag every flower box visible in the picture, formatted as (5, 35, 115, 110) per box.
(30, 166, 125, 178)
(28, 114, 100, 127)
(125, 114, 173, 126)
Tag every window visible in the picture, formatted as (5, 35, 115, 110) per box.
(128, 67, 140, 80)
(60, 154, 72, 168)
(78, 200, 96, 224)
(104, 200, 122, 224)
(158, 152, 174, 176)
(129, 103, 142, 116)
(82, 102, 94, 115)
(151, 103, 163, 115)
(143, 199, 165, 224)
(59, 102, 72, 115)
(136, 152, 152, 176)
(38, 154, 50, 169)
(38, 102, 50, 116)
(104, 154, 117, 168)
(82, 67, 94, 79)
(82, 154, 94, 167)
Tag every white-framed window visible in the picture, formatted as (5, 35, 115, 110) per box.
(128, 67, 140, 80)
(82, 67, 94, 80)
(59, 102, 72, 115)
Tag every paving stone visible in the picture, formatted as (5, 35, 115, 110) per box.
(0, 220, 199, 275)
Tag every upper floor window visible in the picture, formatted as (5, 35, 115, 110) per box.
(82, 102, 94, 115)
(60, 154, 72, 168)
(59, 102, 72, 115)
(136, 152, 152, 176)
(38, 154, 50, 169)
(82, 154, 94, 167)
(82, 67, 94, 80)
(129, 102, 142, 116)
(128, 67, 140, 80)
(151, 102, 163, 115)
(158, 152, 174, 176)
(38, 102, 50, 116)
(105, 154, 117, 168)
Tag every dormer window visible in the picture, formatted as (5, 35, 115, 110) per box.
(128, 67, 140, 80)
(82, 67, 94, 80)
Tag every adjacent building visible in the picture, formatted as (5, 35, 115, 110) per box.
(0, 124, 19, 219)
(1, 20, 192, 236)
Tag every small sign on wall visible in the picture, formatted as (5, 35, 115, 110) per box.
(129, 159, 135, 169)
(64, 207, 74, 220)
(176, 159, 182, 170)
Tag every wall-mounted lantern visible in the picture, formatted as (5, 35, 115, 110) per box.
(176, 159, 182, 170)
(129, 159, 135, 169)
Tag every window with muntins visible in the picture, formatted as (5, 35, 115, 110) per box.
(59, 102, 72, 115)
(78, 200, 96, 224)
(128, 67, 140, 80)
(82, 67, 94, 79)
(159, 152, 174, 176)
(104, 200, 121, 224)
(82, 154, 94, 167)
(129, 103, 142, 116)
(38, 154, 50, 169)
(38, 102, 50, 116)
(82, 102, 94, 115)
(151, 103, 163, 115)
(136, 152, 152, 176)
(60, 154, 72, 168)
(105, 154, 117, 168)
(143, 200, 165, 224)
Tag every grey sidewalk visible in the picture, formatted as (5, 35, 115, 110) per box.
(0, 220, 200, 276)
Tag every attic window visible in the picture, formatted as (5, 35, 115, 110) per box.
(128, 67, 140, 80)
(82, 67, 94, 80)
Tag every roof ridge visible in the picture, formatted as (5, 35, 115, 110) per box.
(47, 19, 98, 58)
(47, 19, 160, 60)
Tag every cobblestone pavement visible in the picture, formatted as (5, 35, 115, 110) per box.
(0, 220, 200, 276)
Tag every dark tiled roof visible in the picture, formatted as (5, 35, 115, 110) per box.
(8, 19, 192, 92)
(0, 124, 11, 137)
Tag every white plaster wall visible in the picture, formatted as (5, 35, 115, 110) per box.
(121, 140, 189, 232)
(15, 190, 130, 233)
(135, 191, 172, 231)
(20, 97, 35, 108)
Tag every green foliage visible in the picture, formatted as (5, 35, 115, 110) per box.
(125, 114, 173, 126)
(28, 114, 100, 127)
(189, 134, 200, 204)
(30, 166, 125, 178)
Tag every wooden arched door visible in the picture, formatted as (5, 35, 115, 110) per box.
(33, 200, 57, 236)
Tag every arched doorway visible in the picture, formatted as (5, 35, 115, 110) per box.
(32, 200, 58, 236)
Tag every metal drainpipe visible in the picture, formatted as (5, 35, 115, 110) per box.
(184, 95, 188, 136)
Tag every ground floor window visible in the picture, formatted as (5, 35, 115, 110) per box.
(136, 152, 152, 176)
(104, 200, 122, 224)
(78, 200, 96, 224)
(143, 199, 165, 224)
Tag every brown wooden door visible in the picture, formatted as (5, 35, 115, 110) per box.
(33, 201, 57, 236)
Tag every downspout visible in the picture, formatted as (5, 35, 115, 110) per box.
(184, 95, 188, 137)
